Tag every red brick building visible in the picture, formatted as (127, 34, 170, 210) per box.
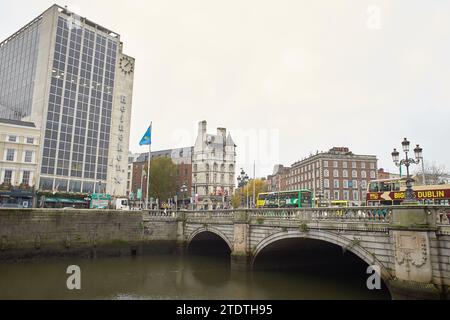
(128, 147, 193, 206)
(267, 147, 378, 205)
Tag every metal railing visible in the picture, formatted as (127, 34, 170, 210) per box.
(142, 206, 450, 225)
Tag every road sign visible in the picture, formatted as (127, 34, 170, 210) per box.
(137, 189, 142, 200)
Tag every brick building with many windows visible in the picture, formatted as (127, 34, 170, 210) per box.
(287, 147, 378, 205)
(267, 147, 378, 205)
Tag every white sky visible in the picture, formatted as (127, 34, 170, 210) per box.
(1, 0, 449, 178)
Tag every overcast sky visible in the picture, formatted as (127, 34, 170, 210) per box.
(1, 0, 449, 178)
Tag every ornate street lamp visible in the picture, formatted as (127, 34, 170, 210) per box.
(180, 184, 188, 209)
(237, 169, 249, 208)
(392, 138, 423, 204)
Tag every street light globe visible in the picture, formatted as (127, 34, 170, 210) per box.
(391, 149, 400, 163)
(402, 138, 410, 153)
(414, 144, 423, 160)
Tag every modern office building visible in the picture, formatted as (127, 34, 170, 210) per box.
(0, 4, 134, 197)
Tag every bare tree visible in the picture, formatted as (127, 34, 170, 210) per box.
(414, 162, 449, 185)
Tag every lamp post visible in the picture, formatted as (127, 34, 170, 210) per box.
(180, 184, 188, 210)
(392, 138, 423, 204)
(237, 168, 249, 208)
(140, 165, 147, 209)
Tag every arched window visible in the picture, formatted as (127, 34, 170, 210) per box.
(213, 163, 218, 172)
(324, 169, 329, 177)
(333, 169, 339, 178)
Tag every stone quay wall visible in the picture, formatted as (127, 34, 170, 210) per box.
(0, 209, 178, 261)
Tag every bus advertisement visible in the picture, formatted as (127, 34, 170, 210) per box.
(366, 178, 450, 206)
(257, 190, 313, 208)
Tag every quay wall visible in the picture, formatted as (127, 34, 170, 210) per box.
(0, 209, 178, 261)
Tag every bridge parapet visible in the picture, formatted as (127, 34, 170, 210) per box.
(143, 206, 450, 226)
(247, 207, 393, 222)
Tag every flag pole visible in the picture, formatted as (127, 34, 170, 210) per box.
(252, 160, 256, 208)
(146, 122, 152, 210)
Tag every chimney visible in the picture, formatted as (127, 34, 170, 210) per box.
(198, 120, 207, 135)
(217, 127, 226, 140)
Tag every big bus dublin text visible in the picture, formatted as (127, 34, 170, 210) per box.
(366, 178, 450, 206)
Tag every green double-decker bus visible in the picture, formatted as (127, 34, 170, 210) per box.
(257, 190, 313, 208)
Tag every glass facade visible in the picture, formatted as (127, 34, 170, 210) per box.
(0, 19, 41, 120)
(40, 16, 118, 192)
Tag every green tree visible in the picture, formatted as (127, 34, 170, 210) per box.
(232, 179, 268, 208)
(145, 157, 178, 204)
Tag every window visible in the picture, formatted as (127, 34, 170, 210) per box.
(343, 191, 349, 200)
(26, 137, 34, 144)
(6, 149, 15, 161)
(343, 162, 348, 168)
(24, 150, 33, 163)
(323, 161, 328, 167)
(361, 162, 366, 169)
(8, 135, 17, 142)
(343, 170, 348, 178)
(353, 180, 358, 189)
(352, 162, 356, 168)
(333, 161, 338, 168)
(370, 171, 376, 179)
(353, 191, 359, 201)
(343, 180, 348, 188)
(361, 171, 367, 179)
(370, 163, 375, 170)
(352, 170, 357, 178)
(324, 169, 329, 177)
(333, 169, 339, 178)
(3, 170, 12, 184)
(22, 171, 30, 185)
(334, 191, 340, 200)
(40, 178, 54, 191)
(361, 181, 367, 189)
(334, 180, 339, 188)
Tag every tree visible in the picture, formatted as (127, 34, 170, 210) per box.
(232, 179, 268, 209)
(146, 157, 178, 205)
(414, 162, 449, 185)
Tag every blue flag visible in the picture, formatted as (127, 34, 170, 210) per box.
(139, 125, 152, 146)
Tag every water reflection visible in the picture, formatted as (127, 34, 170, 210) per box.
(0, 251, 390, 300)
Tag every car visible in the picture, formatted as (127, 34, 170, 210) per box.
(1, 203, 24, 208)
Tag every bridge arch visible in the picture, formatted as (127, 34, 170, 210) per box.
(188, 226, 233, 251)
(251, 230, 393, 283)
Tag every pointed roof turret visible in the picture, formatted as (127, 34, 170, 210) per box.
(226, 133, 236, 147)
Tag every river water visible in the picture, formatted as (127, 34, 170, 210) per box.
(0, 252, 390, 300)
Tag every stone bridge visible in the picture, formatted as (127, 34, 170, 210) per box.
(144, 205, 450, 300)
